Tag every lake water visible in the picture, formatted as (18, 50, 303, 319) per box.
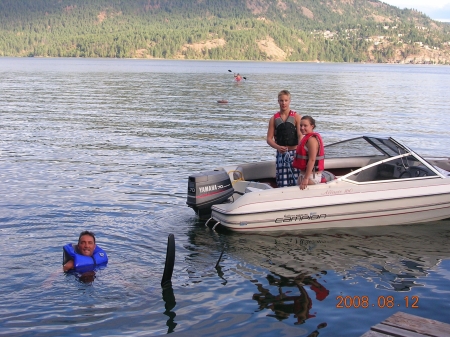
(1, 57, 450, 337)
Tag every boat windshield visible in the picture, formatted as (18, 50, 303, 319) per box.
(325, 136, 408, 159)
(324, 136, 443, 183)
(343, 153, 438, 183)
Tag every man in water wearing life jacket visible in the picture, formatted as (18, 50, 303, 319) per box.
(292, 116, 325, 190)
(266, 90, 302, 187)
(63, 231, 108, 272)
(234, 73, 242, 81)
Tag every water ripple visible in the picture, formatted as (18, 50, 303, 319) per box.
(1, 58, 450, 336)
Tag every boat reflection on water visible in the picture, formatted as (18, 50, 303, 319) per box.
(221, 220, 450, 287)
(187, 220, 450, 330)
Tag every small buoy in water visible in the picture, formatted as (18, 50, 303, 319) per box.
(217, 100, 228, 104)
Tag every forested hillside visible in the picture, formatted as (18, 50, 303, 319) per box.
(1, 0, 449, 63)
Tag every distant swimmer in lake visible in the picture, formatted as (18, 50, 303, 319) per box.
(267, 90, 302, 187)
(63, 230, 108, 273)
(234, 73, 242, 81)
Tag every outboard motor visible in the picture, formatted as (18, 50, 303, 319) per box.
(187, 169, 234, 219)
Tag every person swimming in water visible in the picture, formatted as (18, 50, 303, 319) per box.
(63, 230, 108, 272)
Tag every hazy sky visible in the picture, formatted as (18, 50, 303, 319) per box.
(382, 0, 450, 21)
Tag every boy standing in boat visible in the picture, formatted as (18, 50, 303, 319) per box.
(266, 90, 302, 187)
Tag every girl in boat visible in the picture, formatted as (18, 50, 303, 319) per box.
(293, 115, 325, 190)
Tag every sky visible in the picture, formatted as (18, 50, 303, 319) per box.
(382, 0, 450, 21)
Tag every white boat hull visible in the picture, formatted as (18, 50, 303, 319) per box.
(211, 179, 450, 231)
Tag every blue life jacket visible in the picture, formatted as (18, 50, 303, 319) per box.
(63, 243, 108, 272)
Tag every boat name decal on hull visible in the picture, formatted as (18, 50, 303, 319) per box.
(322, 189, 353, 196)
(275, 213, 327, 223)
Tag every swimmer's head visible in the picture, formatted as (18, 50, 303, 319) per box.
(77, 231, 96, 257)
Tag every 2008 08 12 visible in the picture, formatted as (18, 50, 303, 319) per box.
(336, 295, 419, 308)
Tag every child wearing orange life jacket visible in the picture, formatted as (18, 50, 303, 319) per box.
(292, 116, 325, 190)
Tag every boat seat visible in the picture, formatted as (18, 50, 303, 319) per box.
(351, 164, 394, 182)
(245, 181, 273, 192)
(351, 166, 378, 182)
(245, 186, 265, 193)
(375, 163, 396, 180)
(233, 161, 275, 181)
(352, 163, 399, 182)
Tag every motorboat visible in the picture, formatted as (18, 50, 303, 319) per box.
(186, 136, 450, 232)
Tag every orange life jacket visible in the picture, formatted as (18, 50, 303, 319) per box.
(293, 132, 325, 171)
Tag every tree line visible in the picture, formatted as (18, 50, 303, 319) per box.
(0, 0, 449, 63)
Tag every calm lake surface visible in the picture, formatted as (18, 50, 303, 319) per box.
(1, 57, 450, 337)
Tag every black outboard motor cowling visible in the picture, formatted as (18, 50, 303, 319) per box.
(187, 169, 234, 219)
